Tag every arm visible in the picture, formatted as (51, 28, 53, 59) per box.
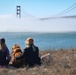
(6, 49, 11, 61)
(16, 49, 26, 59)
(37, 47, 39, 57)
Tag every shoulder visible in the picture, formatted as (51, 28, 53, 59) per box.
(1, 48, 9, 52)
(34, 45, 39, 49)
(23, 47, 31, 52)
(5, 48, 9, 52)
(24, 47, 31, 50)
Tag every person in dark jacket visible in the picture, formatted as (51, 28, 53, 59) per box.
(0, 38, 10, 67)
(16, 38, 41, 67)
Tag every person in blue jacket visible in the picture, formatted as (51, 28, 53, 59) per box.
(16, 37, 41, 67)
(0, 38, 10, 67)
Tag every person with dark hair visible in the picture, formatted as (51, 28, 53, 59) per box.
(0, 38, 10, 67)
(16, 37, 41, 67)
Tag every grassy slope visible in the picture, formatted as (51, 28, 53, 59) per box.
(0, 49, 76, 75)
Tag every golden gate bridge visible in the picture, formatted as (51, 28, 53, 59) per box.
(16, 2, 76, 20)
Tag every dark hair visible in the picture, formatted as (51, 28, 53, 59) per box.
(0, 38, 5, 44)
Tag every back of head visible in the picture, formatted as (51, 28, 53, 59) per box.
(0, 38, 5, 44)
(13, 48, 22, 58)
(0, 38, 6, 50)
(11, 44, 22, 58)
(12, 44, 20, 50)
(13, 48, 22, 53)
(25, 37, 34, 47)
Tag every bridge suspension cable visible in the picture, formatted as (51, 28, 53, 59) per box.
(55, 3, 76, 16)
(21, 7, 38, 19)
(40, 2, 76, 20)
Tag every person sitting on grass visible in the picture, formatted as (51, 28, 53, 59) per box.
(9, 44, 23, 68)
(16, 37, 41, 67)
(0, 38, 10, 68)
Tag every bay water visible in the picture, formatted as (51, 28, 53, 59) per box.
(0, 32, 76, 52)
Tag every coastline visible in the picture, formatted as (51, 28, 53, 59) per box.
(0, 48, 76, 75)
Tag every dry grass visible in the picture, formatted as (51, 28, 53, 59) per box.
(0, 49, 76, 75)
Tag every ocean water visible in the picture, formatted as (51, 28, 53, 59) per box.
(0, 32, 76, 52)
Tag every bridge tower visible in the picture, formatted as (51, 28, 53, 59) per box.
(16, 6, 21, 18)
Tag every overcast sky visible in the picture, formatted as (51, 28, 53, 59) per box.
(0, 0, 76, 32)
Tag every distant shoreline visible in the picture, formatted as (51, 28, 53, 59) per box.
(0, 31, 76, 33)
